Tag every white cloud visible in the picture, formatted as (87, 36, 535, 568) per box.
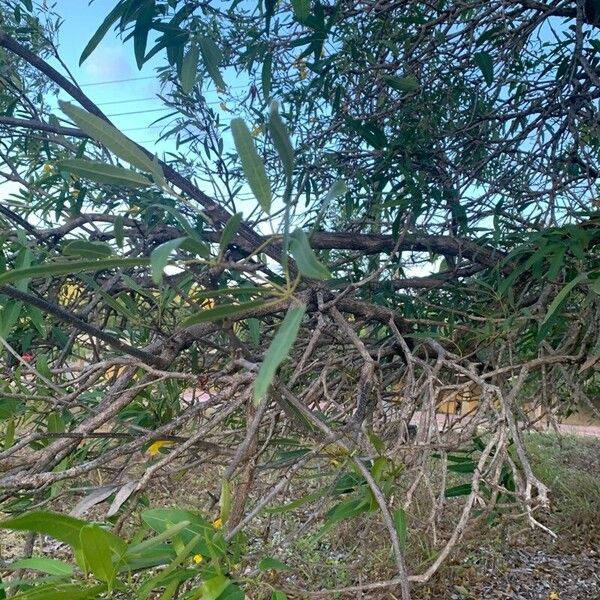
(82, 44, 133, 82)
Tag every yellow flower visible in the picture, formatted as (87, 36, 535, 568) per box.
(212, 518, 223, 529)
(147, 440, 175, 456)
(192, 553, 203, 564)
(42, 163, 53, 174)
(548, 593, 559, 600)
(250, 124, 262, 137)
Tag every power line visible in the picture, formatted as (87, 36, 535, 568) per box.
(79, 75, 156, 87)
(107, 107, 172, 117)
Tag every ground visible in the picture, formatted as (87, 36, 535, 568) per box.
(413, 434, 600, 600)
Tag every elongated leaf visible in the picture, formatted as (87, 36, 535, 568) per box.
(114, 215, 124, 248)
(219, 213, 243, 256)
(9, 557, 73, 577)
(230, 118, 272, 213)
(10, 583, 107, 600)
(0, 512, 125, 556)
(106, 481, 137, 518)
(181, 299, 267, 327)
(80, 526, 116, 586)
(70, 485, 119, 517)
(133, 0, 154, 69)
(56, 159, 151, 188)
(254, 304, 306, 403)
(62, 240, 113, 259)
(79, 1, 125, 64)
(269, 102, 294, 180)
(393, 508, 408, 550)
(151, 237, 187, 284)
(289, 229, 330, 280)
(385, 74, 420, 92)
(537, 273, 588, 341)
(198, 575, 231, 600)
(258, 557, 290, 572)
(198, 36, 225, 90)
(219, 479, 232, 523)
(262, 52, 272, 102)
(180, 42, 199, 94)
(445, 483, 472, 498)
(59, 102, 158, 175)
(0, 258, 150, 286)
(474, 51, 494, 85)
(291, 0, 310, 21)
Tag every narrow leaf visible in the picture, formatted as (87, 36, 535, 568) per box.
(180, 42, 199, 94)
(289, 229, 330, 280)
(198, 36, 225, 90)
(9, 557, 73, 577)
(258, 557, 290, 572)
(150, 237, 187, 284)
(230, 118, 272, 213)
(291, 0, 310, 22)
(80, 526, 116, 586)
(269, 102, 294, 180)
(56, 159, 151, 188)
(219, 479, 232, 523)
(254, 304, 306, 403)
(181, 300, 267, 327)
(219, 213, 243, 256)
(80, 2, 125, 64)
(59, 102, 159, 175)
(474, 51, 494, 85)
(393, 508, 408, 550)
(62, 240, 113, 259)
(0, 258, 150, 286)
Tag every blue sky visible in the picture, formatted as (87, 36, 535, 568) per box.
(48, 0, 235, 151)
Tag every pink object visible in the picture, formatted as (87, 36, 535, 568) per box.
(182, 388, 210, 404)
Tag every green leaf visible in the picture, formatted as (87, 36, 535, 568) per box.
(393, 508, 408, 550)
(289, 229, 330, 280)
(133, 0, 154, 69)
(198, 575, 231, 600)
(269, 102, 295, 180)
(180, 42, 199, 94)
(0, 512, 125, 556)
(230, 118, 272, 213)
(247, 317, 260, 347)
(262, 52, 272, 102)
(62, 240, 113, 259)
(385, 74, 420, 92)
(0, 258, 150, 286)
(253, 304, 306, 403)
(474, 51, 494, 85)
(80, 526, 117, 586)
(10, 583, 107, 600)
(198, 36, 225, 90)
(114, 215, 124, 248)
(219, 479, 232, 523)
(79, 1, 125, 64)
(56, 159, 151, 188)
(59, 102, 159, 176)
(271, 592, 288, 600)
(291, 0, 310, 22)
(219, 213, 243, 256)
(181, 299, 267, 327)
(258, 557, 291, 572)
(141, 508, 212, 555)
(150, 237, 187, 284)
(537, 273, 588, 341)
(447, 461, 476, 473)
(445, 483, 473, 498)
(9, 557, 73, 577)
